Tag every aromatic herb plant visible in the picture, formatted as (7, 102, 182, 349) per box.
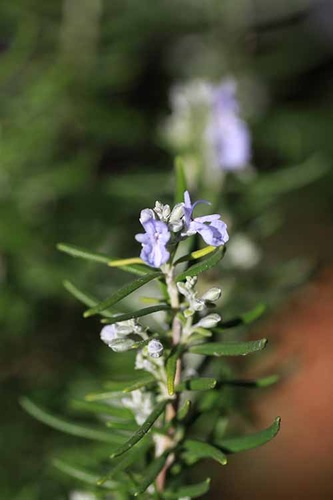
(22, 168, 280, 499)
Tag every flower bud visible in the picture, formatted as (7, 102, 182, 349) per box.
(147, 339, 163, 358)
(108, 338, 136, 352)
(100, 325, 118, 346)
(202, 287, 222, 302)
(196, 313, 221, 329)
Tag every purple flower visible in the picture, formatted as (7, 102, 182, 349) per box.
(206, 80, 251, 171)
(135, 211, 171, 268)
(182, 191, 229, 246)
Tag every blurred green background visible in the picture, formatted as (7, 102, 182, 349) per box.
(1, 1, 333, 499)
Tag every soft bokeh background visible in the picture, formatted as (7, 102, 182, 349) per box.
(1, 1, 333, 498)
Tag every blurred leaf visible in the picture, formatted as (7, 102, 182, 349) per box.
(133, 451, 169, 496)
(53, 459, 117, 490)
(110, 400, 169, 459)
(166, 345, 183, 396)
(20, 397, 125, 444)
(183, 439, 227, 465)
(63, 280, 115, 317)
(216, 303, 266, 330)
(189, 339, 267, 356)
(174, 245, 215, 265)
(69, 399, 134, 420)
(101, 304, 170, 325)
(221, 374, 279, 388)
(84, 271, 163, 317)
(219, 417, 281, 453)
(175, 377, 217, 391)
(163, 478, 211, 498)
(103, 374, 156, 393)
(177, 400, 191, 421)
(176, 247, 226, 282)
(174, 157, 187, 204)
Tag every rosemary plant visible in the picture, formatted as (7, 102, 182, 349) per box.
(22, 170, 280, 499)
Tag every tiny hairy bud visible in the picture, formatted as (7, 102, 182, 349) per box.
(197, 313, 221, 329)
(100, 325, 118, 346)
(202, 287, 222, 302)
(147, 339, 163, 358)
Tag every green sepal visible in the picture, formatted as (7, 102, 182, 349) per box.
(174, 156, 187, 204)
(20, 397, 125, 445)
(84, 271, 163, 318)
(110, 399, 169, 459)
(133, 451, 169, 496)
(166, 345, 183, 396)
(176, 247, 226, 282)
(216, 303, 266, 330)
(53, 458, 117, 490)
(175, 377, 217, 392)
(182, 439, 227, 465)
(189, 338, 267, 356)
(63, 280, 114, 317)
(101, 304, 171, 325)
(57, 242, 148, 275)
(218, 417, 281, 453)
(163, 478, 211, 499)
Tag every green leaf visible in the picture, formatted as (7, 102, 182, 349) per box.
(177, 400, 191, 421)
(133, 451, 169, 496)
(189, 339, 267, 356)
(216, 303, 266, 330)
(57, 243, 110, 264)
(174, 156, 187, 204)
(110, 400, 169, 459)
(63, 280, 114, 318)
(53, 459, 117, 490)
(183, 439, 227, 465)
(84, 271, 163, 318)
(176, 247, 226, 282)
(221, 374, 279, 388)
(175, 377, 217, 391)
(219, 417, 281, 453)
(69, 399, 134, 420)
(101, 304, 170, 325)
(20, 397, 125, 445)
(174, 245, 216, 265)
(97, 437, 152, 485)
(163, 478, 211, 499)
(103, 374, 156, 393)
(166, 346, 183, 396)
(57, 243, 148, 275)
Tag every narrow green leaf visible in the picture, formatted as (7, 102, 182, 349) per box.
(63, 280, 114, 318)
(174, 156, 187, 204)
(166, 346, 183, 396)
(216, 303, 266, 330)
(174, 245, 216, 265)
(105, 420, 138, 432)
(163, 478, 211, 499)
(103, 374, 156, 393)
(133, 452, 169, 496)
(53, 459, 117, 490)
(219, 417, 281, 453)
(189, 339, 267, 356)
(177, 400, 191, 421)
(57, 243, 111, 264)
(110, 400, 169, 459)
(183, 439, 227, 465)
(221, 374, 279, 388)
(175, 377, 217, 392)
(20, 397, 125, 444)
(69, 399, 134, 420)
(101, 304, 170, 325)
(57, 242, 148, 276)
(176, 247, 226, 282)
(84, 271, 163, 318)
(97, 437, 152, 485)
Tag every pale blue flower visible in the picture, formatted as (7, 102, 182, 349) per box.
(182, 191, 229, 246)
(135, 211, 171, 268)
(206, 80, 251, 171)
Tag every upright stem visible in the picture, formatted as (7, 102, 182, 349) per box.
(156, 266, 182, 494)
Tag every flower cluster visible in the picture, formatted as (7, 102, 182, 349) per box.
(135, 191, 229, 268)
(177, 275, 221, 317)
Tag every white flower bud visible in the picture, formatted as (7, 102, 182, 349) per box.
(196, 313, 221, 329)
(100, 325, 118, 346)
(147, 339, 163, 358)
(108, 338, 136, 352)
(140, 208, 155, 224)
(201, 287, 222, 302)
